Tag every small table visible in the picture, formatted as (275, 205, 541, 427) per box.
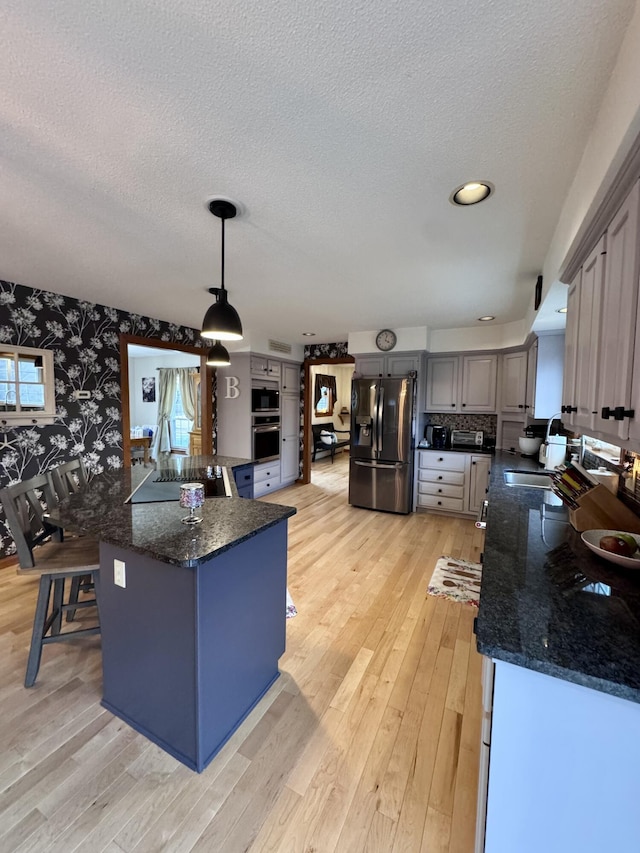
(130, 435, 152, 465)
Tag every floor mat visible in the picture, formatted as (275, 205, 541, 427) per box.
(427, 556, 482, 608)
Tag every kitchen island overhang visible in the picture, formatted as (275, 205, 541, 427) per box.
(48, 457, 296, 772)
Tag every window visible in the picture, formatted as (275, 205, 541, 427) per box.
(170, 384, 191, 452)
(0, 345, 55, 425)
(314, 372, 337, 418)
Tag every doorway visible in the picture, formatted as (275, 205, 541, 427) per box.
(120, 334, 212, 467)
(301, 356, 355, 485)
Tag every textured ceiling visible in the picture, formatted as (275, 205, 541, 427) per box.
(0, 0, 635, 344)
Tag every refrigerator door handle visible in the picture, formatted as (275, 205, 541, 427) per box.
(354, 460, 403, 470)
(376, 384, 384, 456)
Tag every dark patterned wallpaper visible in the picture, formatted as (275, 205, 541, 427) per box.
(0, 279, 209, 558)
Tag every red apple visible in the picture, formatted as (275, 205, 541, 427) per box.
(599, 535, 635, 558)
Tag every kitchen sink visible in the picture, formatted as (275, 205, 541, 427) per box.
(503, 470, 552, 489)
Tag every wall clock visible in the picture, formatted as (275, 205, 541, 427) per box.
(375, 329, 397, 352)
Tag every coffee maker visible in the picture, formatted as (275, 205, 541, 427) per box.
(425, 425, 449, 449)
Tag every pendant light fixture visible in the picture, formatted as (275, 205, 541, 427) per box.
(206, 340, 231, 367)
(201, 199, 244, 341)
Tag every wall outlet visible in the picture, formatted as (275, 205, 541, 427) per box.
(114, 559, 126, 588)
(72, 390, 91, 400)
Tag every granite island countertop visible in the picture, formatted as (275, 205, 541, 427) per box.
(476, 451, 640, 703)
(47, 455, 296, 569)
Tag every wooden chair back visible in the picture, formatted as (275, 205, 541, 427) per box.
(49, 457, 89, 502)
(0, 474, 61, 568)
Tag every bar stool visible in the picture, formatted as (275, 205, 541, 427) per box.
(48, 456, 94, 620)
(0, 473, 100, 687)
(49, 457, 89, 501)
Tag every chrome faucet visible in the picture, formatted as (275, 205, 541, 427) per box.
(545, 412, 563, 445)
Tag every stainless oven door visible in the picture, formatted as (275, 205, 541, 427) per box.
(252, 424, 280, 463)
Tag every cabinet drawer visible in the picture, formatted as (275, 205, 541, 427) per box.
(418, 468, 465, 486)
(417, 494, 465, 512)
(253, 475, 281, 497)
(253, 463, 280, 484)
(418, 451, 466, 471)
(418, 481, 464, 499)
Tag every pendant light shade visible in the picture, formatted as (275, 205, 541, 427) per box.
(201, 289, 243, 341)
(206, 340, 231, 367)
(201, 198, 244, 342)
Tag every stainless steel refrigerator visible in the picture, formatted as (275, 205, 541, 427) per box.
(349, 376, 415, 513)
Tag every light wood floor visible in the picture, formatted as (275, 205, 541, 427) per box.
(0, 455, 484, 852)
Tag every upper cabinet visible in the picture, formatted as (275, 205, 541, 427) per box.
(562, 239, 604, 433)
(281, 363, 300, 395)
(426, 354, 497, 412)
(501, 351, 529, 414)
(354, 352, 421, 378)
(500, 334, 564, 421)
(250, 355, 281, 380)
(563, 180, 640, 447)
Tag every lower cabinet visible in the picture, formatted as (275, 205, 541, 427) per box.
(253, 461, 281, 498)
(416, 450, 490, 515)
(232, 464, 254, 499)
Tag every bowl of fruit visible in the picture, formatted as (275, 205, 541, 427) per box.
(581, 530, 640, 568)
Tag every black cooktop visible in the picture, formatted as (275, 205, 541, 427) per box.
(128, 468, 230, 503)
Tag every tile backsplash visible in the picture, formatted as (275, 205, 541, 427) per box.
(424, 413, 497, 435)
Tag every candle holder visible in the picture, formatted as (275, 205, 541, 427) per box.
(179, 482, 205, 525)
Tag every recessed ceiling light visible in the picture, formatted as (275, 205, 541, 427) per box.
(556, 307, 567, 314)
(302, 332, 316, 336)
(450, 181, 494, 206)
(478, 315, 495, 321)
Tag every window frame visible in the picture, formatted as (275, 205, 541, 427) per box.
(0, 345, 56, 426)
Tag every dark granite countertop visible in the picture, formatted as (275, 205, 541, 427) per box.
(47, 455, 295, 569)
(415, 446, 494, 455)
(476, 451, 640, 703)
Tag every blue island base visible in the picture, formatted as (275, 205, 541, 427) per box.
(97, 521, 288, 772)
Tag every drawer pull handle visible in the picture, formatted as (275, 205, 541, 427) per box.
(438, 475, 443, 480)
(437, 501, 442, 505)
(438, 457, 443, 462)
(438, 489, 442, 493)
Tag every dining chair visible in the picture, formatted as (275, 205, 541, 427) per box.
(0, 473, 100, 687)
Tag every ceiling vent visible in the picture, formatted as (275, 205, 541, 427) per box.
(269, 339, 292, 355)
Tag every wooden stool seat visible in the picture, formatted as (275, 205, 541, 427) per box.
(0, 470, 101, 687)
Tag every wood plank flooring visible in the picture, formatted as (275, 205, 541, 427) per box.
(0, 455, 484, 852)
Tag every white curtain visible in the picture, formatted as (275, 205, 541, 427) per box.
(178, 368, 197, 425)
(152, 369, 178, 456)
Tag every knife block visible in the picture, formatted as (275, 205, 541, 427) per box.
(569, 484, 640, 533)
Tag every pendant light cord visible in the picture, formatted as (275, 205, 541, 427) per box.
(220, 217, 225, 291)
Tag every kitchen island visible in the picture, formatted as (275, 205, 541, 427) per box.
(475, 452, 640, 853)
(48, 455, 296, 772)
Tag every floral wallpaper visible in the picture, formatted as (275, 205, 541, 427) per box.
(0, 279, 207, 558)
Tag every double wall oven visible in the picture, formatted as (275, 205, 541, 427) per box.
(252, 382, 280, 462)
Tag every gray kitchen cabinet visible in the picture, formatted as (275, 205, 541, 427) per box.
(282, 363, 300, 394)
(524, 333, 565, 420)
(355, 352, 421, 378)
(595, 180, 640, 442)
(562, 272, 580, 427)
(469, 455, 491, 515)
(217, 352, 301, 495)
(500, 350, 529, 415)
(462, 355, 497, 412)
(415, 449, 490, 516)
(426, 354, 497, 413)
(425, 356, 459, 411)
(280, 393, 300, 486)
(250, 355, 281, 380)
(570, 238, 604, 433)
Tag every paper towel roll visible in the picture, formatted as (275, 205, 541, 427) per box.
(587, 468, 619, 494)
